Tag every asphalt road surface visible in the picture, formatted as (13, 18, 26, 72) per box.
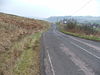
(41, 24, 100, 75)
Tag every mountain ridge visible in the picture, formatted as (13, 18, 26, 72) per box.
(46, 16, 100, 24)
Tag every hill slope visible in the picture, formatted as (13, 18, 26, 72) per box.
(0, 13, 50, 75)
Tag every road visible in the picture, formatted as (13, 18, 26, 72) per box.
(41, 24, 100, 75)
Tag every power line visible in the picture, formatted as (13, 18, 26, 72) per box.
(71, 0, 93, 16)
(63, 0, 93, 20)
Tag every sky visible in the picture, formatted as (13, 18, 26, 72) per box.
(0, 0, 100, 18)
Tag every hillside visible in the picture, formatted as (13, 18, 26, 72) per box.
(0, 13, 50, 75)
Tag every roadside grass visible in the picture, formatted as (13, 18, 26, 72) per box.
(61, 30, 100, 41)
(12, 33, 41, 75)
(0, 32, 43, 75)
(0, 13, 50, 75)
(0, 32, 46, 75)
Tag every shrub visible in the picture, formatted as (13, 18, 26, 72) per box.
(81, 23, 97, 35)
(64, 19, 77, 30)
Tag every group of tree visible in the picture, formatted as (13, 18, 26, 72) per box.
(61, 18, 100, 35)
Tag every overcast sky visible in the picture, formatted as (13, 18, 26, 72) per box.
(0, 0, 100, 18)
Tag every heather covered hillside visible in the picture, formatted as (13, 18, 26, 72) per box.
(0, 13, 49, 31)
(0, 13, 50, 75)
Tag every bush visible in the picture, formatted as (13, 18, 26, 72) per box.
(62, 18, 98, 35)
(81, 23, 97, 35)
(64, 19, 77, 30)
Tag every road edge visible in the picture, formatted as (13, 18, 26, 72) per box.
(40, 33, 46, 75)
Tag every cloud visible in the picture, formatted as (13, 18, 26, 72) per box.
(0, 0, 100, 17)
(0, 0, 5, 6)
(0, 0, 11, 5)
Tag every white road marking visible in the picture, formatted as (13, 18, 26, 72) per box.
(71, 42, 100, 60)
(43, 33, 56, 75)
(60, 44, 95, 75)
(47, 49, 56, 75)
(66, 34, 100, 51)
(56, 31, 100, 52)
(54, 31, 100, 60)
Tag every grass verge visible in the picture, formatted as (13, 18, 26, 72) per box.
(12, 33, 41, 75)
(61, 30, 100, 41)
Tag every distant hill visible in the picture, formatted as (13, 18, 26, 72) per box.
(46, 16, 100, 24)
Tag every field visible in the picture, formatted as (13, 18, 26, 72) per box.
(0, 13, 50, 75)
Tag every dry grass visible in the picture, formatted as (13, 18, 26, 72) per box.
(0, 13, 50, 75)
(12, 33, 41, 75)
